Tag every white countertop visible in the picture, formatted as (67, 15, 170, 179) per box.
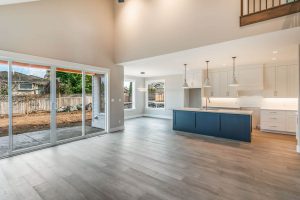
(260, 108, 298, 111)
(174, 108, 253, 115)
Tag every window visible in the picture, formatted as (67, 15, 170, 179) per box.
(146, 80, 165, 109)
(19, 82, 33, 90)
(124, 80, 135, 109)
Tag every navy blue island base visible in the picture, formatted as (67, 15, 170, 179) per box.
(173, 109, 252, 142)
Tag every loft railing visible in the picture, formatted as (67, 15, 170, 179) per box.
(240, 0, 300, 26)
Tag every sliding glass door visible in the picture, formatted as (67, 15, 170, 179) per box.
(0, 61, 9, 156)
(0, 59, 108, 158)
(85, 73, 106, 135)
(56, 68, 83, 141)
(12, 62, 51, 151)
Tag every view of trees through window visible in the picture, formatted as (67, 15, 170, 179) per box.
(147, 81, 165, 108)
(124, 80, 134, 109)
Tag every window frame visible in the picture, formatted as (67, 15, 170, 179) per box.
(123, 79, 136, 110)
(145, 80, 165, 110)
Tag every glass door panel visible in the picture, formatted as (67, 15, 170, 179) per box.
(0, 61, 9, 156)
(12, 62, 51, 151)
(56, 68, 83, 141)
(85, 73, 105, 135)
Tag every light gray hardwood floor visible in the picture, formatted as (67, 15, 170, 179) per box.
(0, 117, 300, 200)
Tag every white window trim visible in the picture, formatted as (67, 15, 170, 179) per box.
(145, 79, 166, 110)
(124, 79, 136, 110)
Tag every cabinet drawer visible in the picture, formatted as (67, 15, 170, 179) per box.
(261, 121, 285, 132)
(261, 114, 285, 123)
(261, 110, 285, 122)
(261, 110, 285, 116)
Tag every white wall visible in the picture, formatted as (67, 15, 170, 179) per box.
(115, 0, 299, 63)
(124, 75, 145, 119)
(144, 74, 184, 119)
(0, 0, 124, 130)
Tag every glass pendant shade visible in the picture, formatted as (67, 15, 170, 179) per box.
(182, 64, 189, 88)
(229, 56, 239, 87)
(203, 61, 211, 88)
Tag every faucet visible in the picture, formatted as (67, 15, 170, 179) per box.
(205, 96, 211, 110)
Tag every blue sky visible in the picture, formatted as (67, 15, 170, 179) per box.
(0, 64, 47, 78)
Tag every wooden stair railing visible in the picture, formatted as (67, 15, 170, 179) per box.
(240, 0, 300, 26)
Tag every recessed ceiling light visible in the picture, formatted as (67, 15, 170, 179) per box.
(272, 50, 278, 54)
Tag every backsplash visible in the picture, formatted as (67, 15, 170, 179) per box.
(202, 97, 298, 110)
(261, 98, 298, 110)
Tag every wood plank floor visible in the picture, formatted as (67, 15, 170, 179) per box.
(0, 117, 300, 200)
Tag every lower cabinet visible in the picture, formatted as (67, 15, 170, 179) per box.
(260, 109, 297, 134)
(196, 112, 220, 137)
(173, 110, 252, 142)
(173, 111, 196, 133)
(220, 114, 252, 142)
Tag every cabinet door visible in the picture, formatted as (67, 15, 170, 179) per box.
(219, 71, 229, 97)
(209, 72, 220, 97)
(173, 111, 196, 133)
(237, 66, 263, 90)
(227, 70, 239, 97)
(286, 112, 297, 133)
(275, 66, 288, 97)
(263, 66, 276, 97)
(287, 65, 299, 98)
(196, 112, 220, 137)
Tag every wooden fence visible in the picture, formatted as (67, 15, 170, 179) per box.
(0, 96, 92, 115)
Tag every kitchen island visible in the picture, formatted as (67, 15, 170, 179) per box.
(173, 108, 253, 142)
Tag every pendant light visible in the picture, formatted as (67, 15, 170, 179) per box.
(229, 56, 239, 87)
(203, 61, 211, 88)
(182, 64, 189, 88)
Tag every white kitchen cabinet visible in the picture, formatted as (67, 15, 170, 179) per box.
(219, 71, 229, 97)
(275, 66, 288, 97)
(260, 109, 297, 134)
(263, 65, 298, 98)
(287, 65, 299, 98)
(208, 71, 220, 97)
(286, 111, 297, 133)
(186, 70, 202, 88)
(237, 66, 263, 90)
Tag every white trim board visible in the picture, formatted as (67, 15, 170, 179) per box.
(109, 126, 124, 133)
(0, 50, 110, 73)
(125, 114, 144, 120)
(143, 114, 172, 119)
(297, 145, 300, 153)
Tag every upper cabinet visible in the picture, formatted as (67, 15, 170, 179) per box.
(236, 66, 264, 91)
(263, 65, 298, 98)
(186, 69, 202, 88)
(204, 65, 262, 97)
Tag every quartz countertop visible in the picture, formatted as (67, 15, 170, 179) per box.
(173, 108, 253, 115)
(260, 107, 298, 111)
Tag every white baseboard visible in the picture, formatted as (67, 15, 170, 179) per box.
(109, 126, 124, 133)
(297, 145, 300, 153)
(125, 114, 144, 120)
(143, 114, 172, 120)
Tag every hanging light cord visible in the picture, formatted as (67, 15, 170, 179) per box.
(206, 61, 209, 80)
(232, 57, 236, 78)
(184, 64, 187, 82)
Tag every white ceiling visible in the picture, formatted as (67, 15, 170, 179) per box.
(123, 28, 300, 77)
(0, 0, 39, 6)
